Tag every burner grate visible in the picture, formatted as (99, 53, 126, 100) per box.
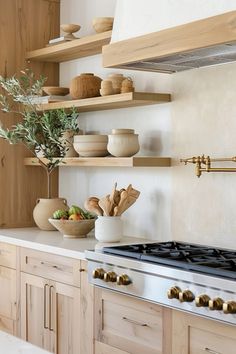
(103, 241, 236, 279)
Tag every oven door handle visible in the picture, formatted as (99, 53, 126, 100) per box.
(204, 348, 222, 354)
(122, 316, 148, 327)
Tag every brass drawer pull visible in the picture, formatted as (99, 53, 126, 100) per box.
(122, 316, 148, 327)
(205, 348, 221, 354)
(44, 284, 49, 329)
(49, 285, 54, 332)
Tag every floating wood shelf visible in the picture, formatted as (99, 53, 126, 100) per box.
(26, 31, 112, 63)
(39, 92, 171, 112)
(24, 156, 171, 168)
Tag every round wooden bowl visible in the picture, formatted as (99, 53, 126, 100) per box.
(48, 218, 95, 238)
(42, 86, 69, 96)
(92, 17, 114, 33)
(60, 24, 81, 34)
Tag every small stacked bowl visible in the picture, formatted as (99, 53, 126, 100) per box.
(73, 134, 109, 157)
(107, 129, 140, 157)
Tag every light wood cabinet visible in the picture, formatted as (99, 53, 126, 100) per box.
(21, 272, 80, 354)
(172, 310, 236, 354)
(20, 249, 93, 354)
(94, 288, 172, 354)
(0, 243, 19, 336)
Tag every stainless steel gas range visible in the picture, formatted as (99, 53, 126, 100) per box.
(86, 241, 236, 326)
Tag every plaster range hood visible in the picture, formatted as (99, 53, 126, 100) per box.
(102, 10, 236, 73)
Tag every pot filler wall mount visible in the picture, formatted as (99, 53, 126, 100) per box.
(86, 241, 236, 326)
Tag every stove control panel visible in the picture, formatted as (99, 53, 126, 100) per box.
(92, 267, 132, 285)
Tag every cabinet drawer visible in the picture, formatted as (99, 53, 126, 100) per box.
(95, 289, 171, 354)
(20, 248, 81, 287)
(95, 341, 130, 354)
(0, 315, 15, 335)
(190, 327, 236, 354)
(0, 242, 16, 269)
(0, 266, 17, 320)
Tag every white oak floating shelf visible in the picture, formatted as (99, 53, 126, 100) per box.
(39, 92, 171, 112)
(26, 31, 112, 63)
(24, 157, 171, 168)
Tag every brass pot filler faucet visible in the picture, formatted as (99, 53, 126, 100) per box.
(180, 155, 236, 177)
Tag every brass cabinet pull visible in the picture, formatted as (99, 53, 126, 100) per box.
(204, 348, 221, 354)
(49, 285, 54, 332)
(122, 316, 148, 327)
(44, 284, 49, 329)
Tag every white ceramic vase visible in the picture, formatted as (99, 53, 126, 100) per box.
(95, 216, 123, 242)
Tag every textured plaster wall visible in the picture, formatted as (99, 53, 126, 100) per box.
(60, 0, 236, 247)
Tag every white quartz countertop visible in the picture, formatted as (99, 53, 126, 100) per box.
(0, 331, 50, 354)
(0, 227, 147, 259)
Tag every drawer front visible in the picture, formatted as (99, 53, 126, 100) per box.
(0, 266, 17, 320)
(0, 242, 16, 269)
(20, 248, 81, 287)
(95, 289, 169, 354)
(190, 327, 236, 354)
(0, 315, 15, 335)
(95, 341, 130, 354)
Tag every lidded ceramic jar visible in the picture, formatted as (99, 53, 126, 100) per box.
(107, 73, 125, 94)
(70, 73, 102, 99)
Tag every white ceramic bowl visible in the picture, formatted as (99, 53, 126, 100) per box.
(48, 218, 95, 238)
(73, 134, 109, 157)
(107, 134, 140, 157)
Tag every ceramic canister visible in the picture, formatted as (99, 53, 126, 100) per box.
(95, 216, 123, 242)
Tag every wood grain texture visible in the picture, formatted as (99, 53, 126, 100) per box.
(26, 31, 112, 62)
(24, 156, 172, 168)
(20, 248, 81, 287)
(172, 310, 236, 354)
(39, 92, 171, 112)
(95, 288, 171, 354)
(0, 0, 60, 229)
(103, 10, 236, 69)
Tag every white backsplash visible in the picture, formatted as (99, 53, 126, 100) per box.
(60, 0, 236, 248)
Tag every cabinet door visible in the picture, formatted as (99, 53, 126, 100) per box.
(172, 310, 236, 354)
(21, 272, 51, 351)
(50, 281, 80, 354)
(0, 266, 17, 320)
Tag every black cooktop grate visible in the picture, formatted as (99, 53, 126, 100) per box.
(103, 241, 236, 279)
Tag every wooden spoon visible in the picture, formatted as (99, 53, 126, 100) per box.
(98, 195, 113, 216)
(84, 197, 103, 216)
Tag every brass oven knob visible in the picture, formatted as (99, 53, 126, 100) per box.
(167, 286, 181, 299)
(223, 301, 236, 314)
(209, 297, 224, 310)
(92, 268, 105, 279)
(104, 271, 117, 282)
(179, 290, 195, 302)
(195, 294, 210, 307)
(117, 274, 131, 286)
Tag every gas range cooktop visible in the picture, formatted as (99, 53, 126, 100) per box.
(103, 241, 236, 280)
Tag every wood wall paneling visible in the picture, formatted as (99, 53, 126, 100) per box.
(0, 0, 60, 228)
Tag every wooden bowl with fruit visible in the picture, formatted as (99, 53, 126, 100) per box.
(49, 205, 96, 238)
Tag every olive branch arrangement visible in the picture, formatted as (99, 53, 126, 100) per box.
(0, 69, 79, 198)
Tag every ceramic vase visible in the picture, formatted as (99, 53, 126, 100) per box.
(33, 198, 69, 231)
(70, 73, 102, 99)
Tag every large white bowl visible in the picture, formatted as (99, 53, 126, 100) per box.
(107, 134, 140, 157)
(48, 218, 95, 238)
(73, 134, 109, 157)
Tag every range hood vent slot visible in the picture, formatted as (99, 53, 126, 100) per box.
(103, 11, 236, 73)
